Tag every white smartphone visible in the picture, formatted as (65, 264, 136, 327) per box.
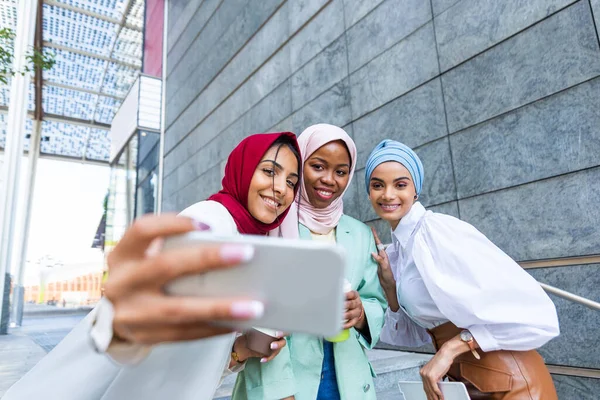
(163, 231, 347, 337)
(397, 381, 470, 400)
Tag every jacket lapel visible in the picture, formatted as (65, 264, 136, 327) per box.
(335, 216, 355, 283)
(298, 223, 311, 240)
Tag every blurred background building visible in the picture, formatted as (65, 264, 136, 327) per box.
(0, 0, 162, 324)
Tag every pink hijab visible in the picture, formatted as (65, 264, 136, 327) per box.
(271, 124, 357, 238)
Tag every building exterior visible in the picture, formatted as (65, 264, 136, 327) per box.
(23, 272, 104, 306)
(18, 251, 106, 306)
(103, 0, 165, 260)
(160, 1, 600, 398)
(0, 0, 146, 329)
(105, 75, 162, 256)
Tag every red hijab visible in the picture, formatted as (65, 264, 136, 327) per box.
(208, 132, 301, 235)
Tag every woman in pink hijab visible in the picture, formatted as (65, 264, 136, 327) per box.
(233, 124, 387, 400)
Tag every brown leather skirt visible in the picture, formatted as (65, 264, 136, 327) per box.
(427, 322, 557, 400)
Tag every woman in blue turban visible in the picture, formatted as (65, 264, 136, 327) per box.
(365, 139, 559, 400)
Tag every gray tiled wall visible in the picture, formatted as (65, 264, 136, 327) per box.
(442, 1, 600, 133)
(164, 0, 600, 394)
(349, 22, 439, 119)
(593, 0, 600, 26)
(345, 0, 430, 73)
(552, 374, 600, 400)
(528, 265, 600, 369)
(459, 167, 600, 261)
(435, 0, 578, 71)
(450, 77, 600, 198)
(352, 78, 447, 168)
(431, 0, 461, 16)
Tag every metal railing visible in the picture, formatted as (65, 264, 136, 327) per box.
(539, 283, 600, 312)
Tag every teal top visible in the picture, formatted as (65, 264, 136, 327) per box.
(232, 215, 387, 400)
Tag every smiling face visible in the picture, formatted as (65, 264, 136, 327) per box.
(303, 140, 352, 209)
(368, 161, 417, 230)
(247, 144, 299, 224)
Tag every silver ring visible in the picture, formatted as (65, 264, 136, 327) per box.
(377, 244, 386, 251)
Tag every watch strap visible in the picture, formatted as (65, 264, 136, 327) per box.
(231, 350, 242, 363)
(461, 330, 481, 360)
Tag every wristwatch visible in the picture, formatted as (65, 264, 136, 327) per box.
(460, 330, 481, 360)
(231, 350, 243, 363)
(231, 340, 244, 364)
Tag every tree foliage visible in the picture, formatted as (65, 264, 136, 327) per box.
(0, 27, 55, 85)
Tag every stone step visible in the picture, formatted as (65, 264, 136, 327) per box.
(213, 349, 432, 399)
(370, 349, 432, 394)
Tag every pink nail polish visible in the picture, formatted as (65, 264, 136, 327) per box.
(231, 301, 264, 319)
(194, 221, 211, 231)
(220, 244, 255, 262)
(260, 358, 267, 363)
(270, 342, 278, 350)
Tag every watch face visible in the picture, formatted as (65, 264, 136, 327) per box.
(460, 330, 473, 342)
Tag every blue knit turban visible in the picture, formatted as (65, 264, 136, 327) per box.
(365, 139, 424, 195)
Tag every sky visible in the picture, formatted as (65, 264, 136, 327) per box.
(2, 155, 110, 285)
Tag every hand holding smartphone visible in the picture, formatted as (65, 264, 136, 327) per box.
(164, 232, 347, 337)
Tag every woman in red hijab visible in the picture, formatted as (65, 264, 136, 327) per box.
(208, 132, 302, 235)
(4, 133, 302, 400)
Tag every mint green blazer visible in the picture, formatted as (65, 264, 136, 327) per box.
(232, 215, 387, 400)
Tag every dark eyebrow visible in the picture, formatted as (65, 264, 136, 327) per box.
(370, 176, 410, 183)
(260, 159, 299, 179)
(311, 156, 350, 168)
(260, 159, 282, 169)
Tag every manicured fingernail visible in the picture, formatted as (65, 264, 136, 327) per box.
(194, 220, 211, 231)
(145, 238, 164, 257)
(270, 342, 278, 350)
(276, 331, 284, 338)
(231, 300, 264, 319)
(220, 244, 255, 262)
(260, 358, 267, 363)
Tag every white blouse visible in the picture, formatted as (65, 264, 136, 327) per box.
(90, 200, 239, 364)
(4, 201, 243, 400)
(90, 201, 243, 397)
(380, 202, 560, 353)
